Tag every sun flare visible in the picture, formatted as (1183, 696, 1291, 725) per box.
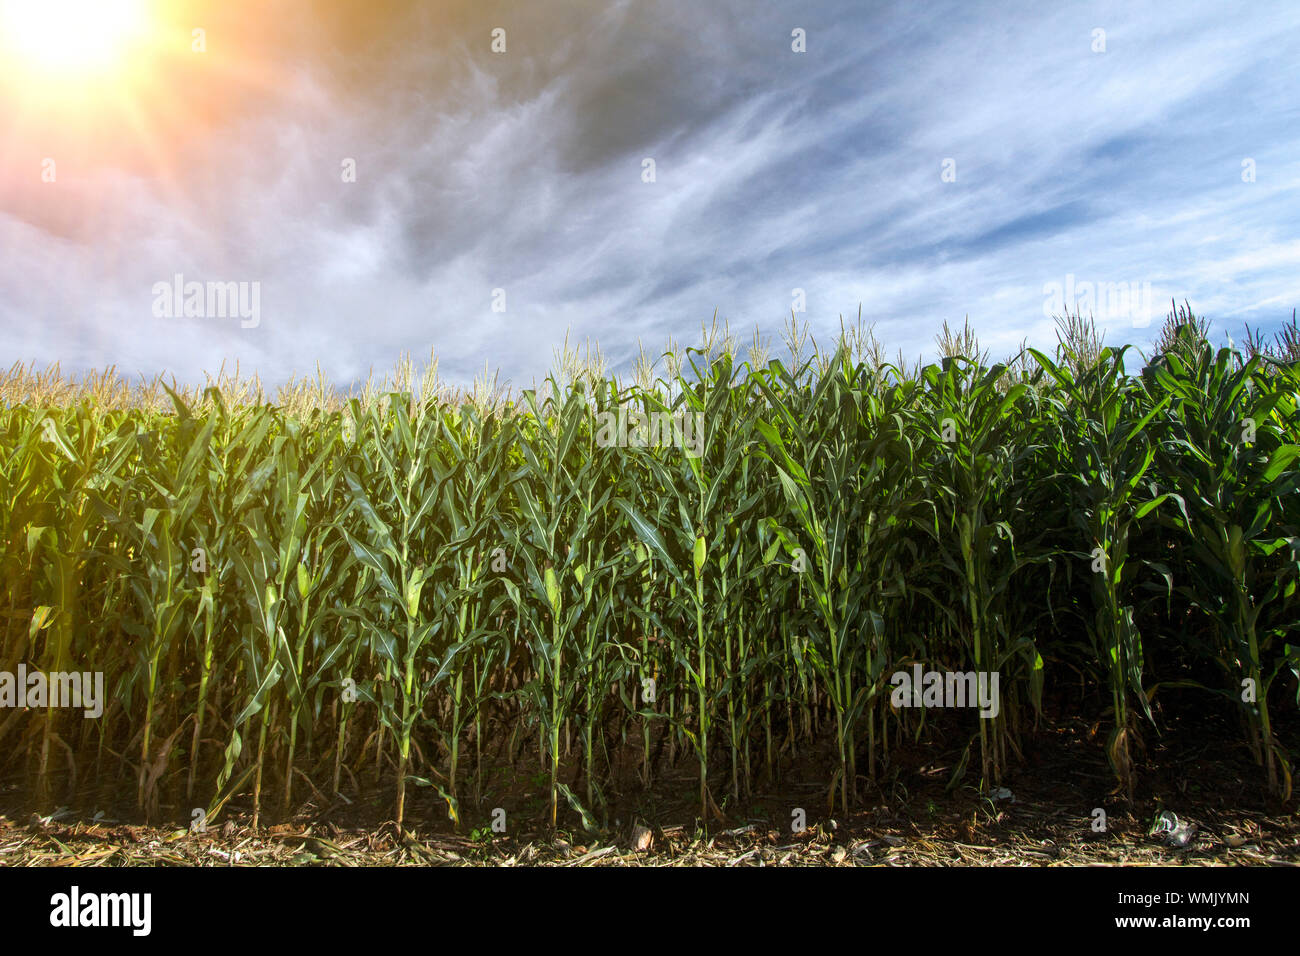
(1, 0, 148, 75)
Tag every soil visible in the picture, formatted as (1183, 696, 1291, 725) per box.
(2, 699, 1296, 866)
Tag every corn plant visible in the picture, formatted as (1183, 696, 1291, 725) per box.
(0, 317, 1295, 830)
(1147, 342, 1300, 796)
(1031, 345, 1169, 797)
(910, 356, 1034, 790)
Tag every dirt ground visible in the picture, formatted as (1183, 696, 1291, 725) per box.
(3, 708, 1297, 866)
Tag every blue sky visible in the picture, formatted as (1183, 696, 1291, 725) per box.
(2, 0, 1299, 389)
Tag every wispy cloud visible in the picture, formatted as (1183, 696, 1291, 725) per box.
(1, 0, 1297, 388)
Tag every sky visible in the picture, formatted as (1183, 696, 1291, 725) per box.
(1, 0, 1298, 390)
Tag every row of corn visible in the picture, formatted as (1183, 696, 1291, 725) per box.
(0, 316, 1296, 829)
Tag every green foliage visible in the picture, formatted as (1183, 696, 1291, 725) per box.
(0, 311, 1296, 831)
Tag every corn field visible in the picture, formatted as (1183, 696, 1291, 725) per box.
(2, 308, 1298, 831)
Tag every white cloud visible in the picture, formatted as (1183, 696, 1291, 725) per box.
(2, 0, 1298, 389)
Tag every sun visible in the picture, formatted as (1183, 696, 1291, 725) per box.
(0, 0, 149, 75)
